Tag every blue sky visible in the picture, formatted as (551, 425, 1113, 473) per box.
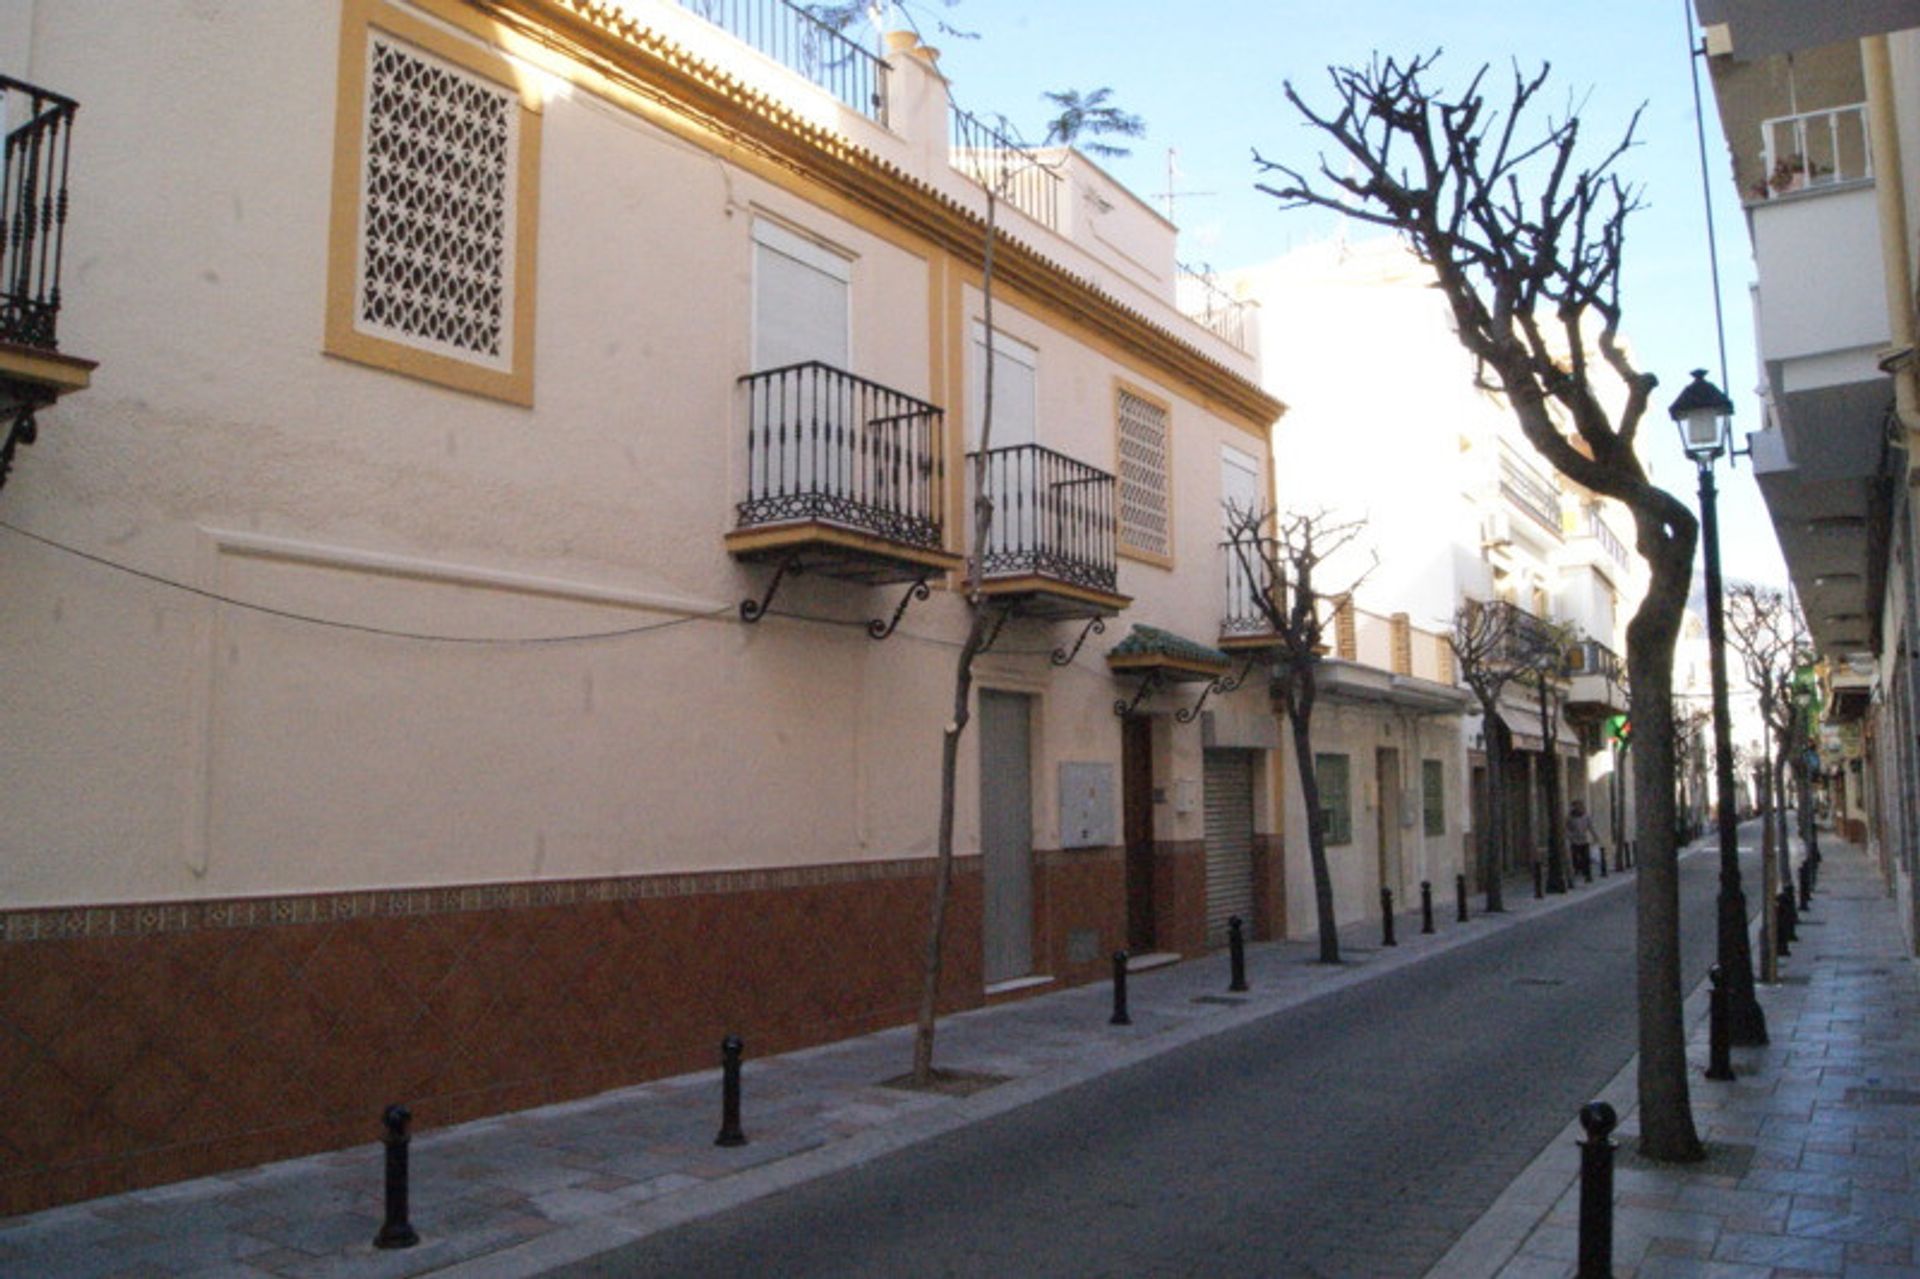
(892, 0, 1789, 587)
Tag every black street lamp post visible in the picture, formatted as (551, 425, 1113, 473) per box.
(1669, 370, 1768, 1050)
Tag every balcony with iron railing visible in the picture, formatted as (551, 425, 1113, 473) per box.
(0, 75, 91, 490)
(1476, 598, 1561, 669)
(969, 443, 1129, 619)
(1497, 440, 1562, 534)
(725, 361, 963, 590)
(669, 0, 887, 123)
(1566, 637, 1627, 717)
(1218, 536, 1279, 651)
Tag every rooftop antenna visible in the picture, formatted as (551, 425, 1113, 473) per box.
(1159, 148, 1216, 222)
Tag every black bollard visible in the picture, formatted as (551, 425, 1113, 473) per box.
(1227, 916, 1248, 993)
(1381, 887, 1396, 946)
(1420, 880, 1434, 935)
(1533, 861, 1544, 900)
(374, 1104, 419, 1250)
(1576, 1101, 1617, 1279)
(1598, 848, 1608, 879)
(715, 1035, 747, 1147)
(1774, 889, 1792, 958)
(1780, 885, 1799, 943)
(1455, 873, 1469, 923)
(1110, 950, 1132, 1026)
(1798, 860, 1812, 911)
(1706, 965, 1734, 1081)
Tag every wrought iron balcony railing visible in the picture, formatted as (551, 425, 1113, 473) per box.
(673, 0, 887, 123)
(949, 106, 1063, 231)
(736, 362, 945, 550)
(1567, 638, 1622, 683)
(1497, 439, 1561, 533)
(1475, 598, 1560, 668)
(2, 77, 77, 351)
(969, 443, 1117, 594)
(1219, 536, 1277, 640)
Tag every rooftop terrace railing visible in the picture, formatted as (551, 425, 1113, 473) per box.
(675, 0, 888, 124)
(949, 106, 1063, 231)
(1177, 264, 1255, 354)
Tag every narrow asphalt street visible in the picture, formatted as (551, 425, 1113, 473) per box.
(549, 835, 1758, 1278)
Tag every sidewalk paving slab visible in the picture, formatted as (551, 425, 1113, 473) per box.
(1433, 835, 1920, 1279)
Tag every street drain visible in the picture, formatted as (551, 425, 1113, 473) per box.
(1515, 977, 1566, 987)
(1846, 1087, 1920, 1106)
(1193, 995, 1249, 1006)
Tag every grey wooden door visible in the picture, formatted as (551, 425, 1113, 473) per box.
(980, 690, 1034, 983)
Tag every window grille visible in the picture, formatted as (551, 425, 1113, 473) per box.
(356, 33, 516, 368)
(1117, 389, 1170, 560)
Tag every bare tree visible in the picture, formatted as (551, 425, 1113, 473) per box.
(1526, 619, 1580, 892)
(910, 87, 1144, 1086)
(1449, 600, 1544, 912)
(1225, 506, 1375, 964)
(1725, 582, 1811, 963)
(1255, 53, 1705, 1160)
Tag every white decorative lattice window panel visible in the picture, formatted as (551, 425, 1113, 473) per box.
(1117, 389, 1170, 559)
(356, 33, 517, 369)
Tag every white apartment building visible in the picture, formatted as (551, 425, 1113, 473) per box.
(1233, 236, 1647, 929)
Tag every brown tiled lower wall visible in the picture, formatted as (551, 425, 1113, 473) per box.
(1032, 846, 1123, 984)
(0, 860, 984, 1216)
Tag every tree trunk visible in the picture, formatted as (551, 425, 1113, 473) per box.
(1288, 700, 1341, 964)
(912, 191, 1001, 1085)
(1540, 679, 1568, 892)
(1626, 526, 1705, 1163)
(1484, 712, 1509, 912)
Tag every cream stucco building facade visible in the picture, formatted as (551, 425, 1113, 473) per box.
(0, 0, 1285, 1211)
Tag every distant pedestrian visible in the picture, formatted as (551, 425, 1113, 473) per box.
(1567, 802, 1596, 881)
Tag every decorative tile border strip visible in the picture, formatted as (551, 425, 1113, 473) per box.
(0, 855, 978, 943)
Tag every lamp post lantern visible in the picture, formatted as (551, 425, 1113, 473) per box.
(1670, 370, 1768, 1050)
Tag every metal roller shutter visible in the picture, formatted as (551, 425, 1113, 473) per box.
(1204, 749, 1256, 947)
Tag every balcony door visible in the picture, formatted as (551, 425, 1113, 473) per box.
(752, 219, 849, 371)
(1222, 445, 1264, 625)
(752, 221, 851, 499)
(967, 325, 1036, 450)
(969, 327, 1038, 564)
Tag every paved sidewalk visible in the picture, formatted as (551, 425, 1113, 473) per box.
(0, 860, 1638, 1279)
(1436, 834, 1920, 1278)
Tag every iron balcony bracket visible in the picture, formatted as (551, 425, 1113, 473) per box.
(740, 552, 803, 624)
(1174, 657, 1259, 725)
(867, 572, 932, 641)
(1050, 616, 1105, 667)
(975, 605, 1012, 654)
(1114, 668, 1166, 718)
(0, 403, 40, 492)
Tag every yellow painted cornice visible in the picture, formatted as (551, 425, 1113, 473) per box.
(463, 0, 1284, 434)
